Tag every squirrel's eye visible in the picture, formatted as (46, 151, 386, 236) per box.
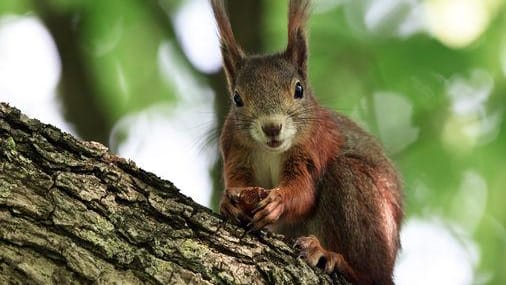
(294, 82, 304, 99)
(233, 91, 244, 107)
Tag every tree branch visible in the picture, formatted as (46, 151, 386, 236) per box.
(0, 103, 347, 284)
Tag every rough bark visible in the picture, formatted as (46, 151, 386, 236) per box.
(0, 103, 348, 285)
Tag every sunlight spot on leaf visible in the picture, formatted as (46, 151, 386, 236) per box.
(449, 170, 487, 234)
(0, 15, 74, 134)
(172, 0, 221, 74)
(442, 69, 502, 152)
(342, 0, 426, 38)
(373, 91, 419, 154)
(158, 40, 205, 103)
(395, 217, 480, 285)
(365, 0, 426, 37)
(425, 0, 490, 48)
(0, 15, 60, 102)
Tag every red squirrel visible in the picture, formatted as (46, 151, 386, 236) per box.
(211, 0, 403, 284)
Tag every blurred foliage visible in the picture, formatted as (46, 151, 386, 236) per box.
(1, 0, 506, 283)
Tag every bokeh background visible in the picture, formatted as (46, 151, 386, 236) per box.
(0, 0, 505, 284)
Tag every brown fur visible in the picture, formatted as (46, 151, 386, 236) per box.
(211, 1, 403, 284)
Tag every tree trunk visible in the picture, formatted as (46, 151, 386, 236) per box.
(0, 103, 347, 285)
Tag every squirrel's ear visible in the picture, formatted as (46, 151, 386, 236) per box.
(210, 0, 244, 87)
(285, 0, 310, 79)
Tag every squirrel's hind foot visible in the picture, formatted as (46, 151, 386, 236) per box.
(295, 235, 358, 282)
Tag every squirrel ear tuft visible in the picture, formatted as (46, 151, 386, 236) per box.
(210, 0, 244, 87)
(285, 0, 310, 79)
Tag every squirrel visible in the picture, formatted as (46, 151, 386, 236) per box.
(210, 0, 404, 284)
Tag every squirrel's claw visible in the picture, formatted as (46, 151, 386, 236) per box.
(224, 187, 243, 203)
(249, 189, 284, 231)
(295, 235, 358, 281)
(220, 200, 249, 224)
(252, 187, 282, 213)
(220, 189, 250, 225)
(296, 235, 339, 272)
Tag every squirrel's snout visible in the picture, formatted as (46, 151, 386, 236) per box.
(262, 123, 282, 137)
(252, 116, 295, 151)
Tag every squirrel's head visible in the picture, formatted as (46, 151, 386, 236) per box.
(211, 0, 314, 153)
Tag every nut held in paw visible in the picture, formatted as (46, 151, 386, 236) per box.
(237, 187, 269, 216)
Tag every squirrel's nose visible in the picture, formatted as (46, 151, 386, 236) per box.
(262, 123, 282, 137)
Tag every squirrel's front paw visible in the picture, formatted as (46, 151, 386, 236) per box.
(220, 199, 248, 225)
(220, 187, 267, 225)
(220, 188, 249, 224)
(249, 187, 285, 231)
